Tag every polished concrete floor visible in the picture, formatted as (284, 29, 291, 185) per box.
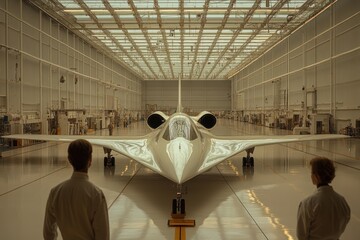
(0, 119, 359, 240)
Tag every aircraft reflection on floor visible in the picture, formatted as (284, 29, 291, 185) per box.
(102, 148, 303, 240)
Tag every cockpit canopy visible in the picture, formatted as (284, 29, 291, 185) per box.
(162, 116, 198, 141)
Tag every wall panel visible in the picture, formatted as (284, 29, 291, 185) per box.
(231, 0, 360, 129)
(144, 80, 231, 113)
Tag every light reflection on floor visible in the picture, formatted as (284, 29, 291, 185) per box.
(0, 119, 359, 240)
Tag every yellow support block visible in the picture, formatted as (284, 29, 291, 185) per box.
(168, 219, 195, 227)
(174, 227, 187, 240)
(168, 219, 195, 240)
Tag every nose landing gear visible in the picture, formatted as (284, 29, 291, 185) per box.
(171, 185, 186, 218)
(168, 184, 195, 239)
(172, 193, 186, 216)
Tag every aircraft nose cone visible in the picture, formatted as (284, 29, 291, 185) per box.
(166, 138, 193, 183)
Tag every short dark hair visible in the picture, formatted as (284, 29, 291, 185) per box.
(68, 139, 92, 171)
(310, 157, 336, 184)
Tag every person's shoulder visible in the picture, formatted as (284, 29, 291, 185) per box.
(48, 179, 71, 197)
(87, 180, 105, 194)
(332, 189, 349, 202)
(301, 191, 318, 205)
(88, 181, 107, 202)
(321, 186, 345, 199)
(51, 178, 70, 189)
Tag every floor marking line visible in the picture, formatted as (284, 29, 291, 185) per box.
(282, 144, 360, 171)
(107, 166, 142, 210)
(0, 166, 67, 197)
(216, 165, 270, 240)
(0, 142, 63, 159)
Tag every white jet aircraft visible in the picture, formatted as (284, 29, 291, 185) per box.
(1, 78, 347, 213)
(2, 81, 347, 184)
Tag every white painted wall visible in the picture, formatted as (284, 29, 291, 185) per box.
(143, 80, 231, 114)
(231, 0, 360, 130)
(0, 0, 142, 123)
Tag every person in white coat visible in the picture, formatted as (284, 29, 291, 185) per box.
(43, 139, 109, 240)
(297, 157, 350, 240)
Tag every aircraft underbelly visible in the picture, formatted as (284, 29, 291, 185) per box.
(149, 137, 205, 183)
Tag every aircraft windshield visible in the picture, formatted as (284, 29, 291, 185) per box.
(162, 116, 197, 141)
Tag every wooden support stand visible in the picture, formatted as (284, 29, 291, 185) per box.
(168, 219, 195, 240)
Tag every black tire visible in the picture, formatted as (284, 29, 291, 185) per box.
(104, 157, 108, 167)
(172, 199, 177, 214)
(242, 157, 247, 166)
(180, 199, 185, 214)
(111, 156, 115, 166)
(250, 157, 254, 167)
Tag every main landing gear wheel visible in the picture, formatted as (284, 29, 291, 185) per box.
(242, 147, 255, 167)
(103, 147, 115, 167)
(103, 156, 115, 167)
(242, 156, 254, 167)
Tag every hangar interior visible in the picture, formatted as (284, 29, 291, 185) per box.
(0, 0, 359, 138)
(0, 0, 359, 239)
(0, 0, 359, 142)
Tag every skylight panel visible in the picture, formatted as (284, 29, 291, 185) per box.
(158, 0, 179, 8)
(184, 0, 204, 8)
(258, 30, 273, 37)
(208, 1, 230, 8)
(58, 0, 79, 8)
(119, 39, 131, 45)
(147, 29, 161, 36)
(132, 0, 154, 8)
(109, 30, 123, 34)
(95, 14, 112, 20)
(108, 0, 128, 8)
(83, 0, 104, 8)
(91, 29, 103, 34)
(240, 29, 255, 34)
(118, 14, 136, 21)
(73, 15, 91, 21)
(234, 0, 256, 8)
(158, 14, 179, 21)
(47, 0, 334, 80)
(202, 29, 220, 34)
(126, 29, 142, 35)
(140, 13, 158, 20)
(287, 0, 308, 8)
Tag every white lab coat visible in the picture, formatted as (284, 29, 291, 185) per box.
(43, 172, 109, 240)
(297, 185, 350, 240)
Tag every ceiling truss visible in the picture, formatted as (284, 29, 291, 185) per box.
(30, 0, 336, 80)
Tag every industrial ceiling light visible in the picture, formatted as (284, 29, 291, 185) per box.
(170, 29, 175, 37)
(60, 75, 65, 83)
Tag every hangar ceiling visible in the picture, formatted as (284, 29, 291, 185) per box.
(31, 0, 335, 80)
